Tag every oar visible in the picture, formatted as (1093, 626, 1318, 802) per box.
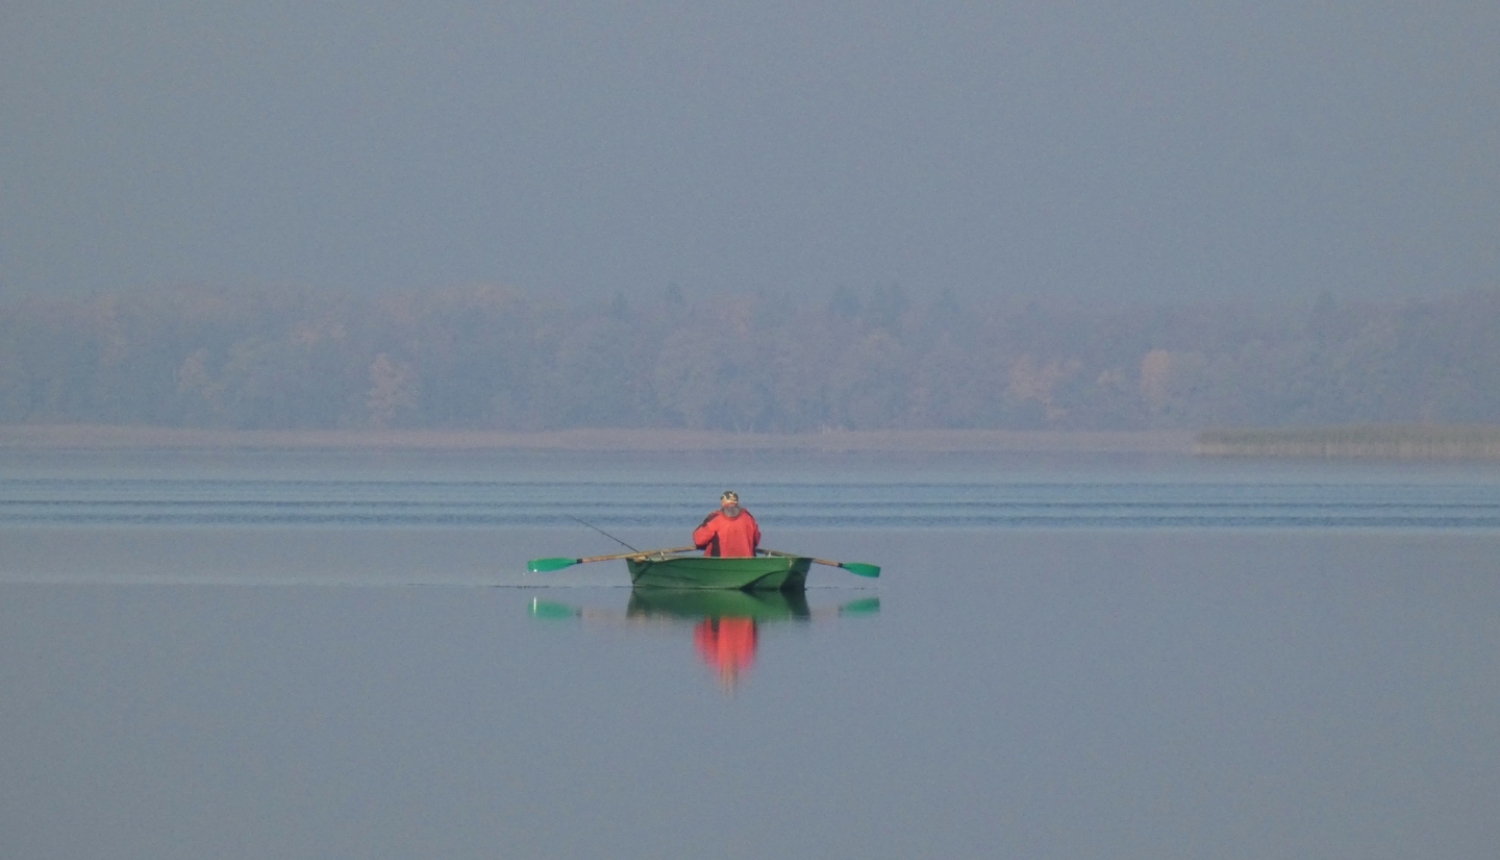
(527, 546, 697, 574)
(759, 548, 880, 578)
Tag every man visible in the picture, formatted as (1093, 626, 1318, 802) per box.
(693, 490, 761, 558)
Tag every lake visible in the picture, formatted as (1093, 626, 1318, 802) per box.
(2, 449, 1497, 859)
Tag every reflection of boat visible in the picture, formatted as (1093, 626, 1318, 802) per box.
(624, 589, 816, 686)
(626, 554, 811, 591)
(626, 587, 811, 621)
(530, 593, 879, 624)
(529, 591, 877, 690)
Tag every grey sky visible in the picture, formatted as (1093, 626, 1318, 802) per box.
(2, 1, 1496, 302)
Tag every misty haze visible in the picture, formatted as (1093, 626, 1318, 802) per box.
(4, 4, 1499, 860)
(2, 3, 1495, 307)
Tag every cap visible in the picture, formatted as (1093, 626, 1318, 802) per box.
(720, 490, 739, 503)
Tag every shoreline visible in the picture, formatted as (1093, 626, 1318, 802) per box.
(0, 424, 1193, 454)
(1195, 425, 1500, 459)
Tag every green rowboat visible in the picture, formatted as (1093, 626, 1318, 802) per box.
(626, 554, 812, 591)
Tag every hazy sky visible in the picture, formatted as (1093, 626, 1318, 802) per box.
(2, 1, 1496, 303)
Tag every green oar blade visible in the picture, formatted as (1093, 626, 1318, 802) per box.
(527, 557, 580, 573)
(839, 562, 881, 578)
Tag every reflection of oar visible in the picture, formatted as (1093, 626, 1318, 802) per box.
(527, 547, 696, 574)
(759, 548, 880, 578)
(529, 598, 580, 619)
(838, 597, 881, 615)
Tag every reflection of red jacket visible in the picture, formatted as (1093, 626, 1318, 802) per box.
(693, 509, 761, 557)
(695, 617, 758, 680)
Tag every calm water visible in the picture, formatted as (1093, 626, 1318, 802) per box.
(6, 450, 1500, 532)
(2, 450, 1498, 859)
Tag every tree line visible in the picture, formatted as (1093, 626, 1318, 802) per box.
(2, 283, 1498, 431)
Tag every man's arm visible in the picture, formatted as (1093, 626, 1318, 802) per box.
(693, 512, 719, 549)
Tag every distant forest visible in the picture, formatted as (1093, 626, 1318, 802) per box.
(2, 284, 1498, 432)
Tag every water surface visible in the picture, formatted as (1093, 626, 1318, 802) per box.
(2, 450, 1496, 858)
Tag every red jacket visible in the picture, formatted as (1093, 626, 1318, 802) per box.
(693, 509, 761, 557)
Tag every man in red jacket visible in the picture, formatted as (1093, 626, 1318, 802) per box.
(693, 490, 761, 557)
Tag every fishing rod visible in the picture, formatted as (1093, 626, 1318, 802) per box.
(566, 515, 639, 552)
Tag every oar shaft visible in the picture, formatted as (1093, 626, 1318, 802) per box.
(577, 546, 696, 564)
(759, 547, 833, 566)
(760, 548, 879, 576)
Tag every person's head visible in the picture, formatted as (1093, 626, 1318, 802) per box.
(720, 490, 740, 517)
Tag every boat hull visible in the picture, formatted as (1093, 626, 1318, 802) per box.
(626, 555, 811, 591)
